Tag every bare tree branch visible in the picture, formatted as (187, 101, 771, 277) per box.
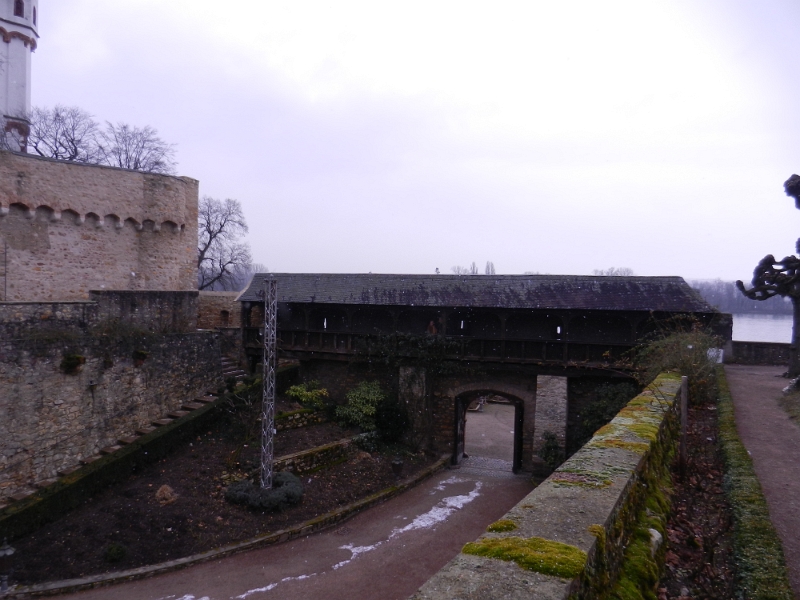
(197, 196, 253, 291)
(28, 105, 102, 162)
(99, 122, 176, 174)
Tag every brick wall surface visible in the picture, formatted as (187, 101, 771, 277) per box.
(0, 151, 198, 301)
(0, 331, 221, 501)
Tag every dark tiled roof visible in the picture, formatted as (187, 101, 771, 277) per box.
(237, 274, 716, 313)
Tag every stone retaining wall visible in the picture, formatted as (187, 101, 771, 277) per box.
(276, 409, 326, 431)
(273, 437, 354, 475)
(412, 373, 681, 599)
(0, 331, 222, 501)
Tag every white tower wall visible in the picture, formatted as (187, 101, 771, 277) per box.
(0, 0, 38, 151)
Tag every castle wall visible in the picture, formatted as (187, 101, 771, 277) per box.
(0, 331, 221, 502)
(0, 151, 198, 300)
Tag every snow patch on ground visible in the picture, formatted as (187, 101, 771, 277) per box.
(391, 482, 483, 538)
(332, 542, 382, 570)
(432, 475, 468, 492)
(225, 478, 483, 599)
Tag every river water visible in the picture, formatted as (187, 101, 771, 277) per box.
(732, 314, 793, 343)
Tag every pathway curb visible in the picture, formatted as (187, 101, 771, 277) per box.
(4, 455, 450, 598)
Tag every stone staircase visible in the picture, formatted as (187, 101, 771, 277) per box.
(221, 355, 247, 385)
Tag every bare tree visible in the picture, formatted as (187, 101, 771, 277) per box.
(738, 174, 800, 377)
(451, 265, 470, 275)
(485, 261, 496, 275)
(21, 106, 179, 174)
(592, 267, 635, 276)
(198, 196, 253, 291)
(28, 105, 102, 162)
(99, 122, 176, 174)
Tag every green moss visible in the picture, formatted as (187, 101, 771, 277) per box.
(627, 423, 659, 442)
(463, 536, 587, 579)
(551, 470, 612, 488)
(590, 438, 648, 454)
(716, 367, 793, 600)
(486, 519, 518, 533)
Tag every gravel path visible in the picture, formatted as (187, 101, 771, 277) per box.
(724, 364, 800, 597)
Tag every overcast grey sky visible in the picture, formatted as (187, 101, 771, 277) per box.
(32, 1, 800, 281)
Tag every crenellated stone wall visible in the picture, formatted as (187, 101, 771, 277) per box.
(0, 151, 198, 301)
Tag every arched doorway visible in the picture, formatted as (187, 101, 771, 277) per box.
(453, 390, 524, 473)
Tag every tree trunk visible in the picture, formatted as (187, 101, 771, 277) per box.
(792, 297, 800, 378)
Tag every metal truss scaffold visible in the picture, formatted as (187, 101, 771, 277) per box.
(260, 276, 277, 489)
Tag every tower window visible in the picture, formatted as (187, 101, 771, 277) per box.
(32, 6, 36, 24)
(14, 1, 24, 18)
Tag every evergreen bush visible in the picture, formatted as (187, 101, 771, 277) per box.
(336, 381, 385, 431)
(224, 472, 304, 512)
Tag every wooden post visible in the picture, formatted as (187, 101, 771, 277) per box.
(680, 376, 688, 472)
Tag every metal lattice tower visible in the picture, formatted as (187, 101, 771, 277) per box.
(260, 276, 278, 489)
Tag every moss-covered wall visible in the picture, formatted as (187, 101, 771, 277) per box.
(411, 373, 681, 599)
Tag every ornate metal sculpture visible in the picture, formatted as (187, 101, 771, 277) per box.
(737, 175, 800, 375)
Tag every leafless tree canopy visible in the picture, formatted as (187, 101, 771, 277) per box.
(28, 105, 102, 162)
(197, 196, 253, 291)
(22, 105, 177, 174)
(100, 122, 176, 174)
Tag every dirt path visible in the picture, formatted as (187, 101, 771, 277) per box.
(55, 467, 534, 600)
(724, 364, 800, 597)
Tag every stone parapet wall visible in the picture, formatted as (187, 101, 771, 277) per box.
(0, 331, 222, 501)
(89, 290, 198, 333)
(0, 301, 96, 338)
(1, 291, 199, 339)
(198, 292, 241, 329)
(412, 374, 681, 599)
(728, 341, 790, 366)
(0, 151, 198, 301)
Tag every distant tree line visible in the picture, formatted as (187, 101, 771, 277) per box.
(691, 279, 792, 315)
(452, 261, 496, 275)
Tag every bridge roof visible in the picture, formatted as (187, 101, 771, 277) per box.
(237, 274, 716, 313)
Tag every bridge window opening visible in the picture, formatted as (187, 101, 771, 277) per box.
(556, 326, 561, 334)
(323, 317, 327, 330)
(220, 310, 230, 326)
(32, 6, 36, 23)
(460, 320, 464, 329)
(14, 0, 23, 17)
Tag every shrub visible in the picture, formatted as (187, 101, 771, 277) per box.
(104, 542, 127, 563)
(636, 324, 720, 405)
(336, 381, 385, 431)
(286, 380, 329, 411)
(375, 394, 410, 442)
(224, 472, 304, 512)
(60, 354, 85, 374)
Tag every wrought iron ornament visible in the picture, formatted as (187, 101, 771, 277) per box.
(261, 276, 278, 489)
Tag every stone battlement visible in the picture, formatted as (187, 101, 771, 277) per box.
(0, 151, 199, 301)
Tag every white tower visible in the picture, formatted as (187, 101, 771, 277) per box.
(0, 0, 37, 151)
